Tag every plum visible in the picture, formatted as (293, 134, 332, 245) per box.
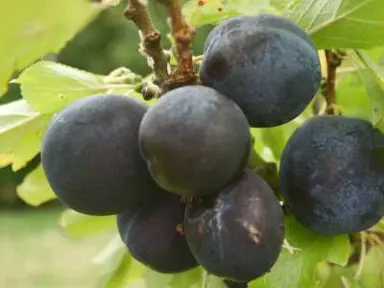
(41, 94, 167, 215)
(279, 115, 384, 235)
(200, 14, 321, 127)
(117, 194, 198, 273)
(184, 169, 284, 283)
(139, 85, 251, 197)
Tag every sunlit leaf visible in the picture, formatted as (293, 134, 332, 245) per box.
(14, 61, 142, 113)
(0, 0, 110, 96)
(251, 216, 351, 288)
(16, 164, 56, 206)
(356, 69, 384, 127)
(336, 70, 373, 121)
(183, 0, 277, 28)
(0, 100, 52, 170)
(358, 246, 384, 288)
(355, 50, 384, 83)
(287, 0, 384, 48)
(60, 209, 115, 237)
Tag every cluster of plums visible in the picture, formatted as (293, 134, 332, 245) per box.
(41, 14, 384, 286)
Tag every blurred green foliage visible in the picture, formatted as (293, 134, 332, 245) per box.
(0, 0, 211, 207)
(59, 1, 211, 76)
(1, 1, 384, 288)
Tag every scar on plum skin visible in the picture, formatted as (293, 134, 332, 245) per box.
(241, 220, 262, 244)
(176, 224, 184, 235)
(207, 57, 229, 79)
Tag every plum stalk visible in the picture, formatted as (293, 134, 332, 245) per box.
(125, 0, 198, 99)
(323, 49, 345, 115)
(155, 0, 198, 89)
(124, 0, 170, 84)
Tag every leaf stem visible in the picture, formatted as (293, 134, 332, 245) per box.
(201, 270, 208, 288)
(124, 0, 170, 85)
(341, 276, 351, 288)
(354, 232, 366, 280)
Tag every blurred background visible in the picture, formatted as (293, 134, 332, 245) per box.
(0, 1, 210, 287)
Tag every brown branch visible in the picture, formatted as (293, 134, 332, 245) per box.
(124, 0, 169, 85)
(155, 0, 198, 90)
(324, 49, 344, 115)
(324, 50, 337, 114)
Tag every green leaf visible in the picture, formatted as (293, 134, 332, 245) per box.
(92, 236, 135, 287)
(16, 164, 56, 206)
(356, 69, 384, 127)
(251, 216, 351, 288)
(104, 255, 133, 288)
(169, 268, 204, 288)
(253, 105, 312, 163)
(259, 120, 301, 161)
(288, 0, 384, 49)
(92, 239, 206, 288)
(260, 127, 286, 160)
(358, 246, 384, 288)
(364, 46, 384, 63)
(319, 244, 384, 288)
(318, 264, 361, 288)
(355, 50, 384, 83)
(59, 209, 115, 237)
(14, 61, 143, 114)
(336, 70, 373, 122)
(143, 268, 204, 288)
(351, 50, 384, 126)
(205, 276, 227, 288)
(183, 0, 277, 29)
(0, 0, 112, 96)
(336, 50, 384, 127)
(271, 0, 293, 10)
(0, 100, 52, 170)
(371, 219, 384, 233)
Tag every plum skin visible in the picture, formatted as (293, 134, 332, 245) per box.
(204, 14, 316, 53)
(116, 194, 198, 274)
(139, 85, 251, 197)
(184, 169, 284, 283)
(41, 94, 167, 216)
(279, 115, 384, 235)
(200, 14, 321, 128)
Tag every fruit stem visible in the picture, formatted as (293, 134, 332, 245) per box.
(124, 0, 170, 87)
(324, 49, 344, 115)
(155, 0, 199, 90)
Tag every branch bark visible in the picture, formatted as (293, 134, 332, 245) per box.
(324, 49, 344, 115)
(155, 0, 198, 89)
(124, 0, 169, 85)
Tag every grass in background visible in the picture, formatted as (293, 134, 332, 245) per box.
(0, 207, 114, 288)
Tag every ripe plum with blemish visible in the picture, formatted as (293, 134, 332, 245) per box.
(184, 168, 284, 283)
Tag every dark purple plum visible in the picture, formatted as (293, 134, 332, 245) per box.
(279, 115, 384, 235)
(204, 14, 315, 53)
(41, 94, 167, 216)
(117, 194, 198, 273)
(200, 14, 321, 127)
(139, 85, 251, 197)
(184, 169, 284, 283)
